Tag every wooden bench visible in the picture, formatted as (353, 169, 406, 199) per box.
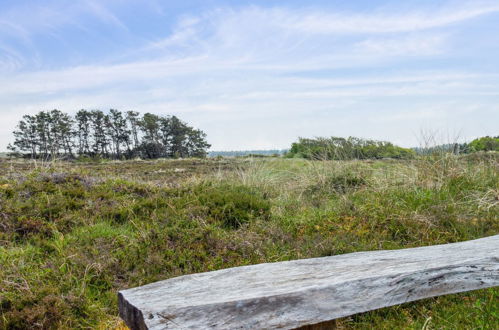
(119, 235, 499, 329)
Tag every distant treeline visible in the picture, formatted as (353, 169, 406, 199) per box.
(209, 150, 288, 157)
(285, 137, 415, 160)
(467, 136, 499, 151)
(8, 109, 210, 159)
(286, 135, 499, 160)
(414, 136, 499, 155)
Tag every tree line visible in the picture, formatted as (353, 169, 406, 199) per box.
(286, 135, 499, 160)
(412, 136, 499, 155)
(285, 136, 415, 160)
(467, 136, 499, 152)
(8, 109, 211, 159)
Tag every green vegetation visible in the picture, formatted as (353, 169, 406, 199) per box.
(286, 136, 415, 160)
(0, 154, 498, 329)
(469, 136, 499, 152)
(413, 135, 499, 155)
(209, 149, 287, 157)
(8, 109, 210, 160)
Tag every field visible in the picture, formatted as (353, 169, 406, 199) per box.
(0, 155, 498, 329)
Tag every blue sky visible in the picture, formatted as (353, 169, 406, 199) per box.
(1, 0, 498, 150)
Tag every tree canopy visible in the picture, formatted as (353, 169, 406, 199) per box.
(468, 136, 499, 152)
(286, 136, 415, 160)
(8, 109, 211, 160)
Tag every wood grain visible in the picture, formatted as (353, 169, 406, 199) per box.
(119, 235, 499, 329)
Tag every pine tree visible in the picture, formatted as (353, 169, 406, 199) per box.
(126, 111, 141, 150)
(90, 110, 109, 156)
(186, 128, 211, 157)
(76, 109, 92, 155)
(106, 109, 130, 159)
(9, 115, 39, 158)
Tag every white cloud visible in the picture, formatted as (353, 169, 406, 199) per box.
(83, 0, 128, 31)
(280, 4, 499, 34)
(0, 0, 129, 45)
(356, 34, 447, 56)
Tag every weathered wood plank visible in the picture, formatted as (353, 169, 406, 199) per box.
(119, 235, 499, 329)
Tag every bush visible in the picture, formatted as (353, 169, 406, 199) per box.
(194, 184, 271, 229)
(306, 173, 367, 196)
(286, 136, 415, 160)
(469, 136, 499, 152)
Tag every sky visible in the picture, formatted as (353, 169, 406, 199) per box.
(1, 0, 499, 151)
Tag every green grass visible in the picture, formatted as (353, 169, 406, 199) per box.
(0, 155, 498, 329)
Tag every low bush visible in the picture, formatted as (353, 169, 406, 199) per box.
(305, 172, 367, 197)
(193, 184, 271, 229)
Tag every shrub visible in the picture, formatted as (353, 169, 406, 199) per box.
(194, 184, 271, 229)
(469, 136, 499, 152)
(286, 136, 415, 160)
(306, 173, 367, 196)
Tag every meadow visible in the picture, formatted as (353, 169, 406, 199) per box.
(0, 154, 498, 329)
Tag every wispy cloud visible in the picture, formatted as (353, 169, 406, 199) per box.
(355, 34, 448, 56)
(140, 3, 496, 68)
(289, 7, 498, 34)
(0, 0, 130, 60)
(83, 0, 128, 31)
